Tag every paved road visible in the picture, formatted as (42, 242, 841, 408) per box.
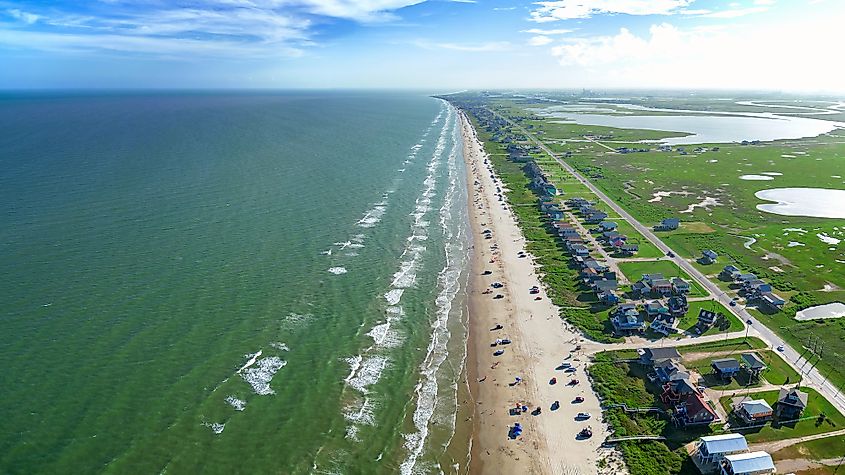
(492, 109, 845, 415)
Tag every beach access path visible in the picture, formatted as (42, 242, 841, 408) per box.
(492, 110, 845, 418)
(459, 110, 610, 475)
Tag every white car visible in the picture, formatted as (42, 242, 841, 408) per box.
(777, 345, 785, 352)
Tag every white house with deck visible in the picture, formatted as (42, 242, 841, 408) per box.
(721, 451, 776, 475)
(695, 433, 749, 468)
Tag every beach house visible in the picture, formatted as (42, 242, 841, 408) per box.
(673, 392, 717, 426)
(741, 353, 767, 382)
(697, 308, 718, 328)
(654, 218, 680, 231)
(759, 292, 786, 311)
(619, 243, 639, 256)
(720, 451, 775, 475)
(668, 295, 689, 317)
(775, 388, 808, 419)
(700, 249, 719, 265)
(721, 265, 742, 281)
(660, 373, 697, 404)
(653, 359, 689, 384)
(695, 434, 749, 468)
(735, 399, 774, 425)
(611, 304, 644, 333)
(639, 346, 681, 366)
(671, 277, 691, 294)
(711, 358, 741, 380)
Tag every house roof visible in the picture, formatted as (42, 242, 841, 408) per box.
(671, 277, 689, 286)
(643, 347, 681, 361)
(724, 451, 775, 474)
(739, 399, 773, 416)
(741, 353, 766, 370)
(712, 358, 740, 371)
(778, 388, 809, 409)
(700, 433, 748, 455)
(595, 279, 618, 291)
(684, 392, 717, 419)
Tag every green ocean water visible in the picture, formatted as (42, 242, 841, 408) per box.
(0, 92, 470, 474)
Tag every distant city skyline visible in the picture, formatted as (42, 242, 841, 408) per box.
(1, 0, 843, 92)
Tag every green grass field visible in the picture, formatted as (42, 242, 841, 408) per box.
(772, 434, 845, 461)
(677, 336, 768, 354)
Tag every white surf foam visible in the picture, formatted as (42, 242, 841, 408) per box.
(328, 267, 348, 275)
(240, 356, 287, 395)
(384, 288, 404, 306)
(270, 342, 289, 351)
(237, 350, 263, 373)
(401, 103, 468, 475)
(203, 422, 225, 434)
(346, 355, 388, 394)
(225, 395, 247, 411)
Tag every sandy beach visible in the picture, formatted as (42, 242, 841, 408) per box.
(458, 108, 614, 474)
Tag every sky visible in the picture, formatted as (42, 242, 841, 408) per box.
(1, 0, 843, 92)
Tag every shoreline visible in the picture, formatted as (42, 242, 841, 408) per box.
(454, 106, 613, 474)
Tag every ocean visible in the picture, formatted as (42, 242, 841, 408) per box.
(0, 92, 471, 474)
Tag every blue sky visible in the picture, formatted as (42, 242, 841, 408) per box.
(1, 0, 843, 91)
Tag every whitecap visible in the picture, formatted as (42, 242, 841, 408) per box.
(328, 267, 348, 275)
(204, 422, 225, 434)
(225, 395, 247, 411)
(384, 288, 404, 305)
(241, 356, 286, 395)
(346, 356, 388, 394)
(270, 342, 289, 351)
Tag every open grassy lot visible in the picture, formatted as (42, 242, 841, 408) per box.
(677, 336, 768, 354)
(756, 350, 803, 385)
(719, 387, 845, 443)
(617, 260, 708, 297)
(772, 434, 845, 461)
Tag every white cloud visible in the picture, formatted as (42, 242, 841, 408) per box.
(287, 0, 425, 22)
(0, 0, 435, 58)
(528, 35, 553, 46)
(521, 28, 573, 35)
(698, 6, 768, 18)
(546, 17, 845, 92)
(7, 8, 40, 24)
(754, 0, 775, 4)
(530, 0, 693, 22)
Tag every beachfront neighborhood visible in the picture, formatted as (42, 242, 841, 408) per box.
(450, 94, 845, 475)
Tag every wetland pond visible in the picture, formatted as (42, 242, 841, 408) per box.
(755, 188, 845, 219)
(534, 106, 842, 145)
(795, 302, 845, 321)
